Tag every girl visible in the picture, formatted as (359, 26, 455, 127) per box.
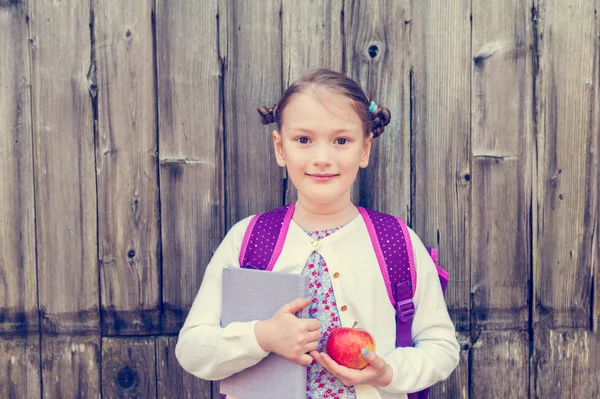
(176, 68, 460, 399)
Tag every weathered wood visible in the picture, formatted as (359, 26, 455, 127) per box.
(429, 339, 468, 399)
(282, 0, 343, 204)
(410, 1, 471, 396)
(30, 0, 98, 335)
(345, 0, 411, 220)
(0, 337, 41, 399)
(0, 0, 38, 336)
(29, 0, 100, 395)
(592, 0, 600, 334)
(42, 336, 100, 399)
(534, 329, 600, 397)
(471, 0, 532, 332)
(410, 0, 471, 366)
(471, 331, 529, 398)
(535, 0, 597, 330)
(94, 0, 160, 336)
(102, 337, 156, 398)
(222, 0, 284, 227)
(156, 0, 224, 336)
(156, 336, 211, 399)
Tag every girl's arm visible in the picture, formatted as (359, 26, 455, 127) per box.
(377, 227, 460, 394)
(175, 217, 271, 381)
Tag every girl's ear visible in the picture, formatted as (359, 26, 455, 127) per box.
(272, 130, 286, 167)
(359, 133, 374, 168)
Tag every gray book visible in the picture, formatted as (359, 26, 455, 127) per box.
(220, 267, 310, 399)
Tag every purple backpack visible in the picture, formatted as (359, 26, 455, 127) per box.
(236, 202, 449, 399)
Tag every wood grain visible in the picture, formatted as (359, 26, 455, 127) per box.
(30, 0, 98, 335)
(156, 336, 211, 399)
(282, 0, 343, 204)
(102, 337, 156, 398)
(29, 0, 100, 394)
(410, 0, 471, 332)
(471, 0, 532, 333)
(535, 0, 597, 330)
(345, 0, 411, 219)
(156, 0, 224, 334)
(94, 0, 160, 336)
(470, 4, 532, 393)
(0, 338, 41, 399)
(471, 331, 529, 398)
(42, 336, 100, 399)
(592, 0, 600, 334)
(534, 329, 600, 397)
(410, 2, 471, 396)
(222, 0, 284, 227)
(0, 0, 38, 336)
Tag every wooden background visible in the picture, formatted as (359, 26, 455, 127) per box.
(1, 0, 599, 397)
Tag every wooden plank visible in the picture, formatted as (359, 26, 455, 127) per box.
(30, 0, 98, 334)
(535, 0, 597, 330)
(94, 0, 160, 336)
(29, 0, 100, 394)
(471, 0, 532, 333)
(222, 0, 283, 227)
(282, 0, 343, 204)
(471, 331, 529, 398)
(102, 337, 156, 398)
(410, 2, 471, 396)
(534, 329, 600, 397)
(0, 0, 38, 336)
(592, 0, 600, 334)
(345, 0, 411, 219)
(156, 0, 224, 334)
(0, 338, 41, 399)
(156, 336, 211, 399)
(42, 336, 100, 398)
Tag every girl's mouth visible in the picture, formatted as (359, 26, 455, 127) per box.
(306, 173, 338, 182)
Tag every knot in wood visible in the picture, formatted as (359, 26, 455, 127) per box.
(117, 366, 137, 389)
(365, 41, 384, 61)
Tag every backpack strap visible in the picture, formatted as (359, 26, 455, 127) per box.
(239, 203, 295, 270)
(357, 207, 415, 348)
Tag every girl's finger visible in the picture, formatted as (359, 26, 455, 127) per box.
(361, 348, 386, 371)
(298, 353, 314, 365)
(306, 330, 321, 342)
(310, 351, 327, 369)
(304, 341, 319, 352)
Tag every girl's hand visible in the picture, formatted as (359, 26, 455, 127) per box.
(310, 348, 393, 387)
(255, 297, 321, 365)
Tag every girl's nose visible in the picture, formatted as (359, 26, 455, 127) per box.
(312, 145, 332, 166)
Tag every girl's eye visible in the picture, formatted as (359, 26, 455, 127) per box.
(297, 137, 310, 144)
(335, 138, 349, 145)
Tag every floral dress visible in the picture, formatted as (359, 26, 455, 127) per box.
(302, 227, 357, 399)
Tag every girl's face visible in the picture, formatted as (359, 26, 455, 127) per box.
(272, 90, 373, 209)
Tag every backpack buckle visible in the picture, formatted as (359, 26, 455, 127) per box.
(396, 298, 415, 322)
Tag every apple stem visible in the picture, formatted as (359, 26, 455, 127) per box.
(352, 321, 358, 329)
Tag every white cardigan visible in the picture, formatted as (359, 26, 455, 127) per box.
(176, 212, 460, 399)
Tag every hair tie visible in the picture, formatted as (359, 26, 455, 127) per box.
(368, 101, 378, 113)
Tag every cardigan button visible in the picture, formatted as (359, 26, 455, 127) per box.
(341, 305, 348, 311)
(333, 272, 340, 278)
(311, 240, 319, 248)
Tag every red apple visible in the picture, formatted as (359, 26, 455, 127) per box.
(325, 322, 376, 370)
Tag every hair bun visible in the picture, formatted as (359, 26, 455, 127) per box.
(257, 105, 278, 125)
(371, 106, 391, 138)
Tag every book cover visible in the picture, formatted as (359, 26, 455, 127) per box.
(220, 267, 310, 399)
